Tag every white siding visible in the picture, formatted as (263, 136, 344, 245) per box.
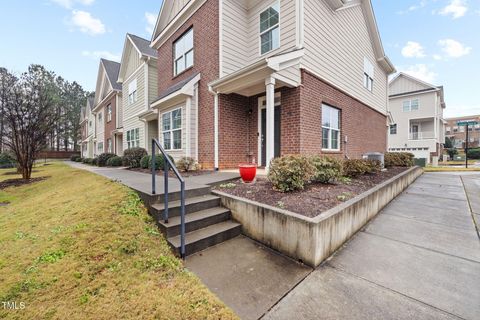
(125, 48, 142, 78)
(148, 63, 159, 103)
(390, 75, 431, 96)
(221, 0, 297, 77)
(303, 0, 388, 114)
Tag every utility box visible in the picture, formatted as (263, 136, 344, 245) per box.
(414, 158, 427, 167)
(364, 152, 385, 168)
(432, 156, 439, 167)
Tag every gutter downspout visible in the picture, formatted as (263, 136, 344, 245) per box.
(209, 86, 219, 171)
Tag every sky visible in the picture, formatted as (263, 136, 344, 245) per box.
(0, 0, 478, 118)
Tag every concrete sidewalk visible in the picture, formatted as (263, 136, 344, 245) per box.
(264, 173, 480, 320)
(66, 161, 239, 194)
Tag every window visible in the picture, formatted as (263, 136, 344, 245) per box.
(107, 104, 112, 122)
(98, 142, 104, 153)
(162, 108, 182, 150)
(363, 57, 374, 92)
(107, 139, 112, 153)
(89, 120, 92, 128)
(128, 79, 137, 104)
(126, 128, 140, 149)
(322, 105, 340, 150)
(173, 29, 194, 76)
(403, 99, 419, 112)
(389, 124, 397, 135)
(446, 126, 451, 133)
(260, 2, 280, 55)
(98, 112, 103, 123)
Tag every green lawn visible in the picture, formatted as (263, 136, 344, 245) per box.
(0, 163, 237, 319)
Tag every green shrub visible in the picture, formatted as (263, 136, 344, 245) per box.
(384, 152, 414, 167)
(0, 153, 16, 169)
(91, 157, 99, 166)
(97, 153, 117, 167)
(309, 156, 342, 184)
(467, 148, 480, 159)
(343, 159, 369, 178)
(177, 157, 198, 172)
(365, 159, 382, 173)
(268, 155, 314, 192)
(70, 155, 81, 161)
(106, 156, 123, 167)
(82, 158, 92, 164)
(123, 148, 148, 168)
(140, 154, 175, 170)
(75, 157, 83, 162)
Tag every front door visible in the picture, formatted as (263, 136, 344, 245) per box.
(261, 106, 281, 167)
(410, 124, 419, 140)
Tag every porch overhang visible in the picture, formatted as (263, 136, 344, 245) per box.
(209, 49, 304, 97)
(112, 128, 124, 135)
(151, 73, 201, 110)
(138, 109, 159, 122)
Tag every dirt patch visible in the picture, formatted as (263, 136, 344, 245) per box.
(2, 170, 39, 176)
(217, 167, 408, 218)
(0, 202, 9, 207)
(0, 177, 49, 190)
(128, 168, 216, 178)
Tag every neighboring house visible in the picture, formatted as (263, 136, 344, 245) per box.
(150, 0, 395, 169)
(117, 34, 159, 154)
(80, 96, 96, 158)
(92, 59, 123, 156)
(388, 73, 446, 163)
(445, 115, 480, 149)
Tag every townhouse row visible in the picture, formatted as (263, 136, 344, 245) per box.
(81, 0, 398, 169)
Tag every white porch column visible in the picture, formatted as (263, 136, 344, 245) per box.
(214, 93, 219, 170)
(265, 77, 276, 170)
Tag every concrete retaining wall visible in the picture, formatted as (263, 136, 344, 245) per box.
(213, 167, 423, 267)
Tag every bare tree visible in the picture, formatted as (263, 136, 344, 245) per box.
(2, 65, 59, 180)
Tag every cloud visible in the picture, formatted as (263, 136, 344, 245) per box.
(82, 50, 120, 61)
(401, 41, 427, 58)
(444, 105, 480, 118)
(397, 0, 428, 14)
(438, 39, 472, 58)
(397, 64, 438, 83)
(433, 54, 443, 61)
(439, 0, 468, 19)
(145, 12, 157, 35)
(70, 10, 106, 36)
(51, 0, 95, 9)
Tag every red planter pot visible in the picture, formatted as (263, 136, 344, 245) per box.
(238, 164, 257, 183)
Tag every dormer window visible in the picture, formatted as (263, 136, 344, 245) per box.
(173, 28, 194, 76)
(260, 2, 280, 55)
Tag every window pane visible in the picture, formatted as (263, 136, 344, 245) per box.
(270, 7, 279, 26)
(185, 50, 194, 69)
(322, 105, 331, 127)
(411, 99, 419, 110)
(163, 132, 171, 150)
(162, 113, 171, 131)
(174, 39, 183, 59)
(403, 101, 410, 112)
(172, 109, 182, 129)
(175, 57, 184, 75)
(261, 32, 272, 54)
(173, 130, 182, 149)
(260, 11, 270, 33)
(322, 128, 330, 149)
(135, 128, 139, 140)
(184, 29, 193, 51)
(331, 130, 339, 149)
(331, 108, 339, 130)
(127, 130, 131, 141)
(271, 27, 280, 51)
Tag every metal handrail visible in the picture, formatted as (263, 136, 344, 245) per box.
(151, 138, 186, 259)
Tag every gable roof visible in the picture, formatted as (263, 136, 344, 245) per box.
(389, 73, 446, 108)
(118, 34, 158, 82)
(101, 59, 122, 91)
(151, 0, 191, 42)
(128, 34, 157, 58)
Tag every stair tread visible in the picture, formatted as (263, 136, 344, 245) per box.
(152, 194, 220, 211)
(158, 207, 230, 227)
(168, 221, 241, 248)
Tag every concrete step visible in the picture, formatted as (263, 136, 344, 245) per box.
(150, 194, 221, 219)
(137, 186, 211, 207)
(168, 221, 242, 256)
(158, 207, 231, 237)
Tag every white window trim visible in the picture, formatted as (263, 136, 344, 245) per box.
(322, 105, 341, 152)
(128, 79, 138, 105)
(126, 128, 140, 149)
(259, 1, 281, 56)
(257, 93, 281, 167)
(403, 99, 419, 112)
(107, 105, 112, 122)
(363, 57, 374, 92)
(173, 29, 194, 76)
(389, 124, 397, 135)
(161, 107, 183, 151)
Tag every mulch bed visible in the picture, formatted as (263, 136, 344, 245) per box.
(216, 167, 408, 218)
(128, 168, 216, 178)
(0, 177, 49, 190)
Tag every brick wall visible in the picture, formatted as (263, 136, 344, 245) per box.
(103, 94, 117, 153)
(156, 0, 219, 168)
(299, 70, 387, 158)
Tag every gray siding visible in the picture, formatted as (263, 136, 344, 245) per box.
(303, 0, 388, 114)
(221, 0, 297, 77)
(148, 63, 159, 103)
(389, 75, 431, 96)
